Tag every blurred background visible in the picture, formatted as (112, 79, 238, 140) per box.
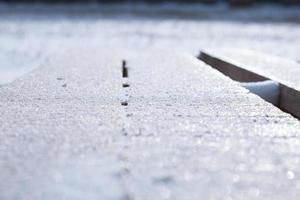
(0, 0, 299, 84)
(0, 0, 300, 5)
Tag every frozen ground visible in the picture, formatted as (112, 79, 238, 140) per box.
(0, 3, 300, 84)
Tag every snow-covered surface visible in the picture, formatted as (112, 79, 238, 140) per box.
(1, 3, 300, 84)
(1, 46, 300, 199)
(202, 48, 300, 91)
(1, 4, 300, 199)
(241, 80, 280, 106)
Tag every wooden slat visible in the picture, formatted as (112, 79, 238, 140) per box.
(199, 48, 300, 119)
(1, 46, 300, 199)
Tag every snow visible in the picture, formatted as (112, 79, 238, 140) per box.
(1, 3, 300, 84)
(1, 4, 300, 199)
(1, 47, 300, 199)
(241, 80, 280, 106)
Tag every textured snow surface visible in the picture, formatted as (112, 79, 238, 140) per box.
(1, 46, 300, 199)
(241, 80, 280, 106)
(1, 4, 300, 199)
(204, 48, 300, 92)
(1, 4, 300, 84)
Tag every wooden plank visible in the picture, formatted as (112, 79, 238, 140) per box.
(199, 48, 300, 119)
(200, 51, 268, 82)
(1, 46, 300, 199)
